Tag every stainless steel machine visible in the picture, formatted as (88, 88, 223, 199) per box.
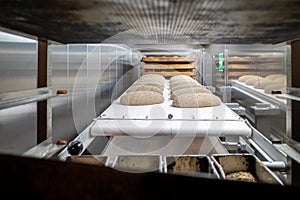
(0, 1, 300, 196)
(41, 44, 292, 186)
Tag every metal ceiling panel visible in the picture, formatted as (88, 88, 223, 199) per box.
(0, 0, 299, 44)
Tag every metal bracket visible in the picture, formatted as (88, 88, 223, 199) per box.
(250, 102, 280, 115)
(225, 103, 246, 116)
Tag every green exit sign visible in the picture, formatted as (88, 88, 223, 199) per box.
(218, 53, 224, 72)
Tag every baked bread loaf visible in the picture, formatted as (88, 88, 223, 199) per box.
(226, 171, 257, 183)
(142, 56, 197, 62)
(172, 93, 221, 108)
(173, 156, 200, 172)
(218, 155, 249, 174)
(120, 91, 164, 106)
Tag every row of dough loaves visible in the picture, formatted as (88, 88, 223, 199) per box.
(238, 74, 286, 94)
(170, 75, 221, 108)
(120, 74, 165, 106)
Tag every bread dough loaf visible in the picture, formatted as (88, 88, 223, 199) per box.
(135, 81, 164, 89)
(238, 75, 260, 82)
(140, 74, 165, 85)
(171, 87, 210, 100)
(120, 91, 164, 106)
(171, 82, 202, 92)
(127, 85, 163, 94)
(170, 75, 193, 81)
(265, 74, 285, 80)
(244, 76, 264, 86)
(274, 76, 286, 84)
(170, 75, 196, 85)
(173, 156, 200, 172)
(171, 79, 200, 89)
(172, 93, 221, 108)
(253, 78, 275, 89)
(264, 84, 286, 94)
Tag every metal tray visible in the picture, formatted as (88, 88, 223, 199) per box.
(164, 155, 220, 179)
(211, 153, 284, 185)
(65, 155, 109, 166)
(112, 154, 163, 173)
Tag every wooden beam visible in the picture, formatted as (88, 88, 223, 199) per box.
(37, 39, 48, 144)
(141, 64, 197, 69)
(142, 71, 197, 77)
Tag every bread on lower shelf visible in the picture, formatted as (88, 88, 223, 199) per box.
(173, 156, 200, 172)
(226, 171, 257, 183)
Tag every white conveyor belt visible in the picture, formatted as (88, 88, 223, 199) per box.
(90, 80, 252, 137)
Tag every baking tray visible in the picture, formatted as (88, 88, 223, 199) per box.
(112, 154, 163, 173)
(211, 153, 284, 185)
(65, 155, 109, 166)
(164, 155, 220, 179)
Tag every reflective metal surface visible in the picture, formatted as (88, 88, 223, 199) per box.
(49, 44, 140, 142)
(0, 41, 37, 93)
(0, 102, 37, 154)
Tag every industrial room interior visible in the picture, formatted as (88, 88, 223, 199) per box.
(1, 0, 300, 198)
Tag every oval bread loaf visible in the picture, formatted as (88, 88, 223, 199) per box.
(140, 74, 165, 85)
(274, 76, 286, 84)
(120, 91, 164, 106)
(238, 75, 260, 82)
(244, 76, 264, 86)
(127, 85, 163, 94)
(265, 74, 285, 80)
(134, 81, 164, 89)
(171, 79, 200, 88)
(253, 78, 275, 89)
(264, 84, 286, 94)
(172, 93, 221, 108)
(171, 82, 202, 92)
(171, 87, 210, 99)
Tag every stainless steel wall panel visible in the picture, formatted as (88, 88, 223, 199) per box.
(0, 42, 37, 93)
(0, 102, 36, 154)
(0, 36, 38, 155)
(49, 45, 74, 142)
(48, 45, 68, 91)
(49, 44, 139, 142)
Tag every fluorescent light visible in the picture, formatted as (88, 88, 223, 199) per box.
(0, 31, 36, 43)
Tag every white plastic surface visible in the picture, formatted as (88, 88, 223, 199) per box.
(91, 80, 252, 137)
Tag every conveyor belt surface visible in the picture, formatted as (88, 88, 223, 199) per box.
(90, 80, 252, 137)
